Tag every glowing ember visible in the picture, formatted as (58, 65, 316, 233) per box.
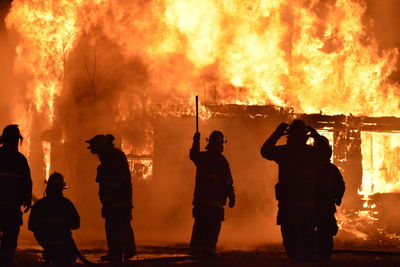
(336, 209, 369, 240)
(133, 159, 153, 181)
(122, 137, 153, 181)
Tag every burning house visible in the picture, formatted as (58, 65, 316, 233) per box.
(1, 0, 400, 247)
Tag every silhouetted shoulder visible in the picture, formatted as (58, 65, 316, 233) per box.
(31, 196, 75, 210)
(196, 151, 208, 157)
(61, 196, 77, 207)
(190, 150, 207, 164)
(17, 150, 27, 158)
(13, 150, 27, 161)
(261, 144, 288, 161)
(219, 154, 230, 165)
(30, 197, 46, 208)
(113, 148, 129, 166)
(327, 163, 340, 175)
(114, 148, 127, 157)
(0, 147, 26, 160)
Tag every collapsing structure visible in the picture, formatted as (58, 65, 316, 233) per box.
(126, 104, 400, 240)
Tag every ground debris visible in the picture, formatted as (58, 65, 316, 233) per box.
(11, 245, 400, 267)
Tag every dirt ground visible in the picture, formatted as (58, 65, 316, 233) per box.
(11, 244, 400, 267)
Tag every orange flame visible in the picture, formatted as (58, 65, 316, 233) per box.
(7, 0, 79, 118)
(6, 0, 81, 177)
(5, 0, 400, 190)
(7, 0, 400, 118)
(359, 131, 400, 196)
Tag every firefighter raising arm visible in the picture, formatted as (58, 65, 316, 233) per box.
(189, 132, 201, 164)
(260, 122, 289, 160)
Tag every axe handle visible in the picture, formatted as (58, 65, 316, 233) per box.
(195, 96, 199, 133)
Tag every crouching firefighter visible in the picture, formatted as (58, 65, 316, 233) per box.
(86, 134, 136, 263)
(0, 124, 32, 265)
(189, 131, 235, 257)
(28, 172, 90, 266)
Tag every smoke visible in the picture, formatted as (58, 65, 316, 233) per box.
(0, 34, 13, 125)
(0, 0, 16, 127)
(363, 0, 400, 81)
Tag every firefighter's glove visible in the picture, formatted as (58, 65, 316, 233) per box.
(306, 126, 319, 138)
(23, 201, 32, 213)
(193, 132, 200, 142)
(228, 197, 235, 208)
(274, 123, 289, 137)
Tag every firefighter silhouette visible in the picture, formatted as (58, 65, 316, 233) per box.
(86, 134, 136, 263)
(28, 172, 81, 266)
(315, 136, 345, 260)
(189, 131, 235, 257)
(0, 124, 32, 265)
(260, 119, 330, 262)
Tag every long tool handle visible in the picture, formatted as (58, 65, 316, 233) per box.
(195, 95, 199, 133)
